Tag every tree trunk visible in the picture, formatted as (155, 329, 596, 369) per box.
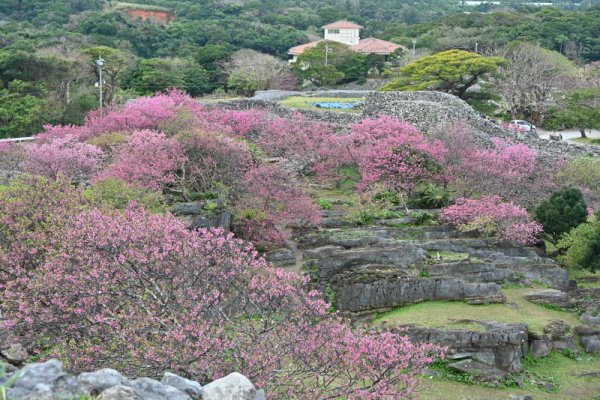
(580, 128, 587, 138)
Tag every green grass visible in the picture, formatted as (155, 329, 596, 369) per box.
(112, 2, 171, 12)
(419, 352, 600, 400)
(426, 250, 472, 263)
(372, 287, 581, 333)
(571, 137, 600, 146)
(570, 269, 600, 288)
(279, 96, 364, 113)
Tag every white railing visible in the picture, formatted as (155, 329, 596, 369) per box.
(0, 137, 36, 143)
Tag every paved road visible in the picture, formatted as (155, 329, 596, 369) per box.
(537, 129, 600, 143)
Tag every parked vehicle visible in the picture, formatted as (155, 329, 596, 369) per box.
(509, 120, 537, 133)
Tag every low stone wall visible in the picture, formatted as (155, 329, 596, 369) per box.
(222, 90, 600, 162)
(211, 98, 362, 126)
(3, 359, 264, 400)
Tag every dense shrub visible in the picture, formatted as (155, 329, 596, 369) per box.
(0, 175, 88, 283)
(3, 206, 441, 398)
(23, 135, 104, 181)
(234, 165, 321, 246)
(85, 178, 165, 213)
(534, 187, 588, 244)
(554, 156, 600, 210)
(441, 196, 543, 245)
(177, 132, 254, 200)
(96, 130, 185, 192)
(0, 142, 26, 174)
(409, 183, 451, 209)
(557, 212, 600, 272)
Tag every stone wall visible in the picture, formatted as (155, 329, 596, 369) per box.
(220, 90, 600, 162)
(362, 91, 600, 161)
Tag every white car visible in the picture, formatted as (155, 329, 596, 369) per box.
(509, 120, 537, 133)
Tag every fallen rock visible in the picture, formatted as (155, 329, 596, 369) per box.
(448, 359, 505, 381)
(12, 359, 63, 389)
(161, 372, 203, 398)
(202, 372, 258, 400)
(79, 368, 128, 395)
(575, 325, 600, 353)
(98, 385, 143, 400)
(524, 289, 572, 308)
(130, 377, 190, 400)
(581, 312, 600, 328)
(1, 343, 28, 365)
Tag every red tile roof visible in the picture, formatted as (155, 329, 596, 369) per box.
(322, 20, 364, 29)
(351, 37, 406, 55)
(288, 40, 322, 55)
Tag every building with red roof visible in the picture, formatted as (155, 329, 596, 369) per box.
(288, 20, 406, 62)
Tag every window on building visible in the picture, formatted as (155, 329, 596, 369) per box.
(329, 29, 340, 34)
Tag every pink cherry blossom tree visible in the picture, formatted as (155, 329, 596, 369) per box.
(23, 135, 105, 182)
(3, 204, 441, 399)
(441, 196, 543, 245)
(96, 130, 185, 191)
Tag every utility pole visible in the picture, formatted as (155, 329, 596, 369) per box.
(325, 44, 332, 67)
(412, 38, 417, 57)
(475, 42, 479, 53)
(96, 57, 105, 109)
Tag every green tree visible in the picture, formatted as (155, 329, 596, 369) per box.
(82, 46, 135, 105)
(558, 213, 600, 272)
(292, 41, 360, 86)
(182, 64, 212, 97)
(382, 49, 506, 99)
(545, 87, 600, 138)
(127, 58, 184, 95)
(0, 81, 45, 138)
(534, 187, 588, 244)
(227, 70, 259, 96)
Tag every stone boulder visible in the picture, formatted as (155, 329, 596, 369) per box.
(581, 311, 600, 328)
(130, 377, 190, 400)
(575, 325, 600, 353)
(79, 368, 128, 395)
(98, 385, 143, 400)
(161, 372, 203, 398)
(202, 372, 261, 400)
(171, 199, 231, 231)
(8, 359, 87, 399)
(524, 289, 573, 308)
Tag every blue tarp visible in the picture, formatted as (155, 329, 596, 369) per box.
(308, 102, 359, 109)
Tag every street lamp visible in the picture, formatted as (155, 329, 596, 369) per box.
(96, 57, 105, 109)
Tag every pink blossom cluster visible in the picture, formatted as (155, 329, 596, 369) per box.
(441, 196, 543, 244)
(234, 165, 321, 246)
(1, 193, 441, 398)
(23, 135, 105, 181)
(96, 130, 185, 191)
(350, 116, 447, 193)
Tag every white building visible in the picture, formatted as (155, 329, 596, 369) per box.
(322, 20, 363, 46)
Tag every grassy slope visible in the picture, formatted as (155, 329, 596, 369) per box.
(372, 287, 581, 333)
(279, 97, 364, 113)
(571, 137, 600, 146)
(420, 352, 600, 400)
